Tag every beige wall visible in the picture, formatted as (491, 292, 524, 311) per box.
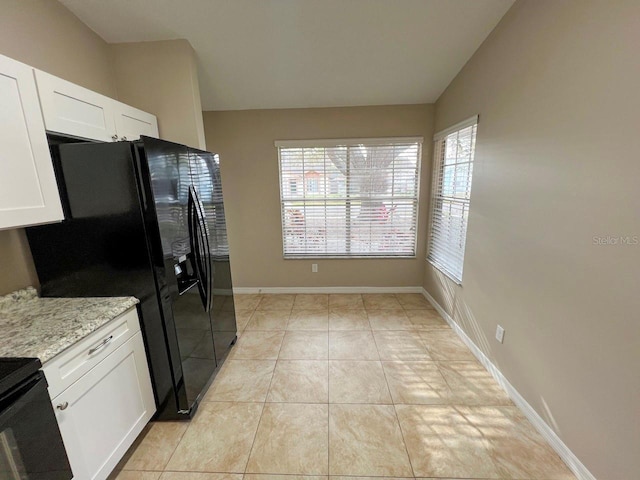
(111, 40, 207, 149)
(0, 0, 116, 97)
(204, 105, 434, 288)
(0, 0, 118, 294)
(424, 1, 640, 478)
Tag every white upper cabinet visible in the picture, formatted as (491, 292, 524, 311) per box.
(35, 70, 158, 142)
(113, 101, 159, 141)
(0, 54, 63, 229)
(35, 69, 119, 142)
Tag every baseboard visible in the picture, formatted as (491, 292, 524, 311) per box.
(233, 286, 424, 294)
(420, 288, 597, 480)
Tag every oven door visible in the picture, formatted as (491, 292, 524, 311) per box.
(0, 371, 72, 480)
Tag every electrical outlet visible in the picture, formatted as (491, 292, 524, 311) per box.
(495, 325, 505, 343)
(312, 263, 318, 273)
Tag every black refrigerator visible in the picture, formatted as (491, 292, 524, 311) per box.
(26, 136, 237, 420)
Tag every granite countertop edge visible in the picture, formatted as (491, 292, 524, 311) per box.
(0, 287, 140, 364)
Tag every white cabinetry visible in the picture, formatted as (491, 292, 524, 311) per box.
(114, 101, 159, 141)
(35, 70, 158, 142)
(0, 54, 63, 229)
(44, 308, 155, 480)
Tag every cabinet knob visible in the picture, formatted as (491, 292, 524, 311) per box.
(111, 134, 119, 141)
(56, 402, 69, 411)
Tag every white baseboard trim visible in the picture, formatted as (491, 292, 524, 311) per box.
(421, 288, 597, 480)
(234, 286, 424, 294)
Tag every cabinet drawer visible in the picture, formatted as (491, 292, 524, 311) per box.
(43, 307, 140, 399)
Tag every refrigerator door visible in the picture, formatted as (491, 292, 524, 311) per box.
(25, 141, 175, 417)
(187, 149, 238, 364)
(140, 137, 218, 409)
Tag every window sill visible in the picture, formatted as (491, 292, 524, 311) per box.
(426, 258, 463, 285)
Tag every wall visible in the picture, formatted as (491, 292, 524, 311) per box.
(0, 0, 117, 294)
(111, 40, 207, 149)
(204, 105, 434, 288)
(423, 1, 640, 478)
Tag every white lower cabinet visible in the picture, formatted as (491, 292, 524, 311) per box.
(47, 327, 155, 480)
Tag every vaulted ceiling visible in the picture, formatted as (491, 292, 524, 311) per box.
(60, 0, 514, 111)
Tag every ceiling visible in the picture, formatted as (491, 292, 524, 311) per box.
(60, 0, 514, 111)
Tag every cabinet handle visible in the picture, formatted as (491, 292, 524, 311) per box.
(56, 402, 69, 411)
(111, 134, 119, 141)
(121, 136, 127, 141)
(88, 335, 113, 355)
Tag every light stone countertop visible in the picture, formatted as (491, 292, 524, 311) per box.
(0, 287, 139, 363)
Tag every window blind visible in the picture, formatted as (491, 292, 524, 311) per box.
(277, 138, 422, 258)
(427, 117, 478, 282)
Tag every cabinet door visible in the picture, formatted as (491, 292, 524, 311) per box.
(35, 69, 117, 142)
(114, 101, 159, 141)
(0, 54, 63, 229)
(53, 332, 155, 480)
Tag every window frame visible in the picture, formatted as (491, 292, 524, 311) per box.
(427, 115, 478, 284)
(276, 137, 423, 259)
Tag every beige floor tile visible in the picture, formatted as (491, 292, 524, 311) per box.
(328, 308, 370, 330)
(368, 310, 416, 330)
(293, 294, 329, 310)
(437, 361, 512, 406)
(419, 330, 476, 361)
(395, 293, 434, 310)
(268, 360, 329, 403)
(244, 476, 327, 480)
(245, 310, 290, 331)
(234, 310, 253, 335)
(161, 474, 242, 480)
(459, 406, 575, 479)
(373, 331, 432, 361)
(246, 403, 329, 474)
(230, 331, 284, 360)
(204, 360, 275, 402)
(111, 471, 161, 480)
(166, 402, 263, 473)
(362, 294, 402, 310)
(121, 422, 188, 471)
(329, 360, 391, 404)
(287, 310, 329, 330)
(329, 404, 413, 476)
(279, 331, 328, 359)
(233, 294, 262, 311)
(405, 309, 448, 328)
(329, 331, 379, 360)
(257, 294, 295, 311)
(382, 361, 451, 405)
(328, 294, 364, 310)
(330, 477, 412, 480)
(395, 404, 500, 478)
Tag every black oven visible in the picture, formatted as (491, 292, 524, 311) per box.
(0, 358, 72, 480)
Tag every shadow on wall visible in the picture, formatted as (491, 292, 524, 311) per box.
(433, 266, 566, 443)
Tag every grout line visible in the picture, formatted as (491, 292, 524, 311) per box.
(372, 313, 417, 479)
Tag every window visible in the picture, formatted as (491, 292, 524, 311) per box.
(277, 137, 422, 258)
(427, 116, 478, 283)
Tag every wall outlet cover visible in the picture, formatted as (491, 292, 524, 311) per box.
(496, 325, 505, 343)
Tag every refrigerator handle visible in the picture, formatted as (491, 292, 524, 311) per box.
(188, 187, 207, 310)
(192, 188, 213, 312)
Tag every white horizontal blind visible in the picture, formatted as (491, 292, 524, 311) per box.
(278, 139, 421, 257)
(428, 120, 477, 282)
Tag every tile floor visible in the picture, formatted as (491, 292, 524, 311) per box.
(111, 293, 575, 480)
